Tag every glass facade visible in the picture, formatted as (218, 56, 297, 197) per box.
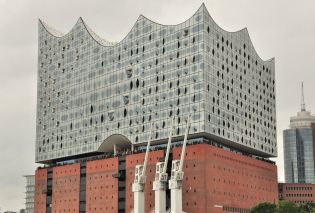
(284, 128, 315, 183)
(36, 5, 276, 163)
(25, 175, 35, 213)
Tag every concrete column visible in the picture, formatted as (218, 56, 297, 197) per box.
(154, 188, 166, 213)
(114, 144, 117, 156)
(133, 190, 145, 213)
(170, 187, 182, 213)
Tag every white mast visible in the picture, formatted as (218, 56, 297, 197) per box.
(132, 122, 154, 213)
(301, 82, 306, 111)
(153, 117, 175, 213)
(169, 115, 191, 213)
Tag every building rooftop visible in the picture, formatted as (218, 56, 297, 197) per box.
(290, 83, 315, 128)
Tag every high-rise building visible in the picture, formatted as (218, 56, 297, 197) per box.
(36, 4, 276, 164)
(34, 4, 277, 213)
(284, 83, 315, 184)
(24, 175, 35, 213)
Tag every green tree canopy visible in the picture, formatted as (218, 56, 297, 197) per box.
(278, 201, 307, 213)
(250, 202, 277, 213)
(250, 201, 313, 213)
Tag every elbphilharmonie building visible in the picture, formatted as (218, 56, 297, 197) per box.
(34, 4, 278, 213)
(36, 4, 276, 163)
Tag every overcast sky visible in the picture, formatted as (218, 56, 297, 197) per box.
(0, 0, 315, 211)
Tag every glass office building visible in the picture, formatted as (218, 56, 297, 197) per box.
(24, 175, 35, 213)
(36, 4, 276, 163)
(284, 86, 315, 183)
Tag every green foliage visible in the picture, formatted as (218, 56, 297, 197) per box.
(278, 201, 306, 213)
(250, 202, 277, 213)
(250, 201, 314, 213)
(299, 202, 315, 213)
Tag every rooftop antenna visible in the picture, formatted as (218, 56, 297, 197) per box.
(301, 82, 306, 111)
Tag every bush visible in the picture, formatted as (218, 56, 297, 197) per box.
(250, 202, 277, 213)
(251, 201, 311, 213)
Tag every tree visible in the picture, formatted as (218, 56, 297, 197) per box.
(278, 201, 307, 213)
(250, 202, 277, 213)
(299, 202, 315, 213)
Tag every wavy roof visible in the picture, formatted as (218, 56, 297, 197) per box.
(39, 3, 273, 62)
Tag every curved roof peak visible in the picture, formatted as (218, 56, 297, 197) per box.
(139, 3, 205, 27)
(202, 4, 274, 62)
(79, 17, 117, 46)
(39, 19, 65, 37)
(39, 3, 274, 61)
(39, 17, 116, 46)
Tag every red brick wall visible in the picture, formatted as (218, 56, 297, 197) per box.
(280, 183, 315, 204)
(34, 144, 278, 213)
(52, 164, 80, 213)
(312, 123, 315, 172)
(125, 150, 165, 213)
(34, 168, 47, 213)
(172, 144, 278, 213)
(86, 157, 119, 213)
(173, 144, 208, 213)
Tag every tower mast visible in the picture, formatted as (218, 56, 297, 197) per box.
(301, 82, 306, 111)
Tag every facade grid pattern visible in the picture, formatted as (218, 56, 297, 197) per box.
(36, 4, 276, 163)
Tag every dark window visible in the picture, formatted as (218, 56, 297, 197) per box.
(101, 115, 104, 123)
(124, 109, 127, 117)
(130, 81, 133, 90)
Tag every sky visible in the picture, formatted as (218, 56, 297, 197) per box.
(0, 0, 315, 211)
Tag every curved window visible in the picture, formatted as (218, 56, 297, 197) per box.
(123, 95, 129, 105)
(108, 111, 114, 121)
(126, 68, 132, 78)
